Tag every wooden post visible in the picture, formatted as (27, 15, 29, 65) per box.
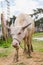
(1, 13, 8, 40)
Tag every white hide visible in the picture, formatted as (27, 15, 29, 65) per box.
(14, 14, 33, 29)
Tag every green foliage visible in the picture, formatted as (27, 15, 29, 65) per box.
(35, 17, 43, 27)
(0, 37, 12, 48)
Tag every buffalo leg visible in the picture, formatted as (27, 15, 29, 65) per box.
(27, 37, 31, 57)
(14, 47, 19, 62)
(15, 47, 19, 62)
(27, 44, 31, 57)
(31, 44, 33, 52)
(30, 35, 33, 52)
(23, 37, 27, 53)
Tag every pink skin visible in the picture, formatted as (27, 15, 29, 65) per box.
(12, 39, 19, 48)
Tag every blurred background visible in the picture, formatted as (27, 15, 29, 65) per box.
(0, 1, 43, 65)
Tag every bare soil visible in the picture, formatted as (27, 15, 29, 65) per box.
(0, 48, 43, 65)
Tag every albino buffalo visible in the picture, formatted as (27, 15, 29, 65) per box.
(10, 14, 35, 61)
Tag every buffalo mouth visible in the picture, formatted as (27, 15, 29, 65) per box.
(12, 42, 18, 48)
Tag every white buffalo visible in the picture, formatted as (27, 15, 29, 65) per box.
(9, 14, 35, 61)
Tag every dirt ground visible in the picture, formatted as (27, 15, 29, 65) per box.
(0, 48, 43, 65)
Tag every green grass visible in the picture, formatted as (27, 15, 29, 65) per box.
(33, 32, 43, 37)
(32, 32, 43, 52)
(32, 40, 43, 52)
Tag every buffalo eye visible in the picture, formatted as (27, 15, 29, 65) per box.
(18, 32, 21, 35)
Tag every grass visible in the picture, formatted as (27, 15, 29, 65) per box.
(0, 40, 43, 57)
(33, 32, 43, 37)
(0, 37, 13, 57)
(0, 48, 10, 57)
(0, 37, 12, 48)
(20, 32, 43, 52)
(32, 32, 43, 52)
(0, 32, 43, 57)
(0, 47, 13, 57)
(32, 40, 43, 52)
(20, 40, 43, 52)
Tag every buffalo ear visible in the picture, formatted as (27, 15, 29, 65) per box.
(22, 23, 31, 30)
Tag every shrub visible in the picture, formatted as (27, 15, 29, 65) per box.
(0, 37, 12, 48)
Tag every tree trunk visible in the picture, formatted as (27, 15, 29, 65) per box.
(1, 13, 8, 40)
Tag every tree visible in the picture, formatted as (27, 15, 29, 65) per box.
(32, 8, 43, 32)
(33, 8, 43, 19)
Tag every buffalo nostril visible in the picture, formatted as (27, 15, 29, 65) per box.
(12, 43, 18, 48)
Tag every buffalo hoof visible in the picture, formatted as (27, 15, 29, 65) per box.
(13, 56, 19, 62)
